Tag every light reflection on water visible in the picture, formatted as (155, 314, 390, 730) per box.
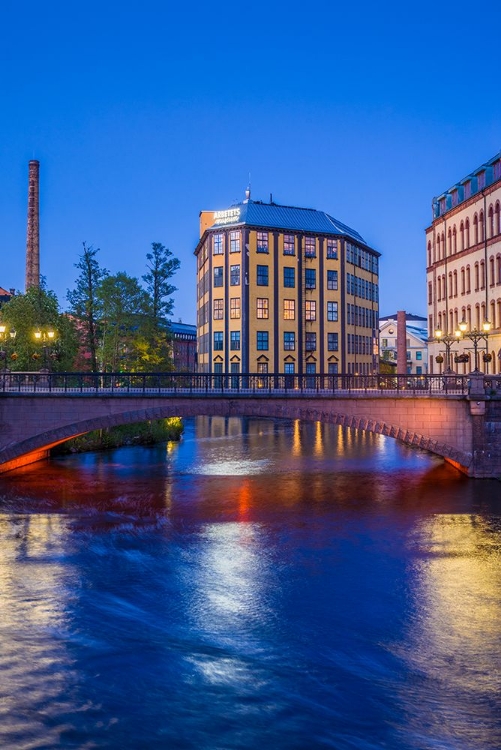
(0, 417, 500, 749)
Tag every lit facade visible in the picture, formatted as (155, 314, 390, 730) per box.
(195, 193, 380, 376)
(426, 152, 501, 373)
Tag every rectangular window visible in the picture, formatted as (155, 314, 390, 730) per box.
(283, 234, 295, 255)
(327, 270, 338, 290)
(257, 362, 268, 375)
(213, 299, 223, 320)
(283, 331, 295, 350)
(256, 231, 269, 253)
(283, 267, 295, 288)
(257, 331, 269, 351)
(305, 300, 316, 321)
(230, 231, 241, 253)
(416, 366, 422, 375)
(305, 268, 316, 289)
(305, 332, 316, 351)
(416, 351, 422, 360)
(326, 240, 338, 259)
(257, 265, 269, 286)
(230, 297, 241, 319)
(327, 332, 338, 351)
(257, 298, 269, 319)
(305, 237, 316, 257)
(213, 266, 223, 287)
(213, 233, 224, 255)
(283, 299, 295, 320)
(213, 331, 223, 350)
(327, 301, 338, 321)
(328, 363, 338, 375)
(284, 362, 295, 375)
(230, 264, 240, 286)
(230, 331, 240, 350)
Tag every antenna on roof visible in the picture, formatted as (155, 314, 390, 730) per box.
(244, 172, 251, 202)
(270, 193, 273, 204)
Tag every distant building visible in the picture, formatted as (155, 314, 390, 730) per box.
(0, 287, 14, 308)
(426, 151, 501, 373)
(169, 321, 197, 371)
(379, 313, 428, 375)
(195, 191, 380, 376)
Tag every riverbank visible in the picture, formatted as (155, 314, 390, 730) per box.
(51, 417, 183, 455)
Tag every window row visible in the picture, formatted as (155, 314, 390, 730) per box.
(347, 304, 378, 329)
(213, 331, 340, 353)
(346, 242, 379, 274)
(346, 273, 378, 301)
(213, 232, 340, 259)
(347, 334, 373, 355)
(428, 202, 501, 265)
(430, 255, 501, 302)
(212, 298, 338, 321)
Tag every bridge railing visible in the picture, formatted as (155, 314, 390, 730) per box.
(0, 371, 471, 395)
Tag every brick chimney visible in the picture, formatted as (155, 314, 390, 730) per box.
(25, 159, 40, 290)
(397, 310, 407, 375)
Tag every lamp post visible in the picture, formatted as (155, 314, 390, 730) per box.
(33, 327, 58, 370)
(434, 326, 462, 374)
(0, 324, 17, 367)
(458, 319, 491, 374)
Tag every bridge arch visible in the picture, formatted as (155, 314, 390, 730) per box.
(0, 395, 473, 473)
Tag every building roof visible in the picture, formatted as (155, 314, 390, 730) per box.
(432, 150, 501, 220)
(168, 321, 196, 338)
(208, 198, 367, 244)
(380, 313, 427, 323)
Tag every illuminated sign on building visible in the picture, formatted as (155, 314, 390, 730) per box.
(213, 208, 241, 225)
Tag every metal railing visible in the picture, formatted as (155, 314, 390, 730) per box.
(0, 371, 472, 396)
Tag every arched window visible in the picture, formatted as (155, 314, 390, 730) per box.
(490, 256, 495, 286)
(474, 214, 479, 245)
(461, 267, 465, 294)
(453, 270, 458, 297)
(453, 226, 457, 254)
(460, 221, 465, 251)
(480, 259, 485, 289)
(475, 262, 480, 290)
(465, 218, 470, 248)
(497, 254, 501, 284)
(448, 271, 453, 297)
(427, 241, 432, 267)
(489, 206, 494, 238)
(436, 234, 441, 261)
(495, 202, 500, 236)
(437, 276, 441, 301)
(475, 304, 481, 329)
(491, 301, 496, 329)
(479, 210, 485, 243)
(448, 228, 452, 256)
(466, 265, 471, 293)
(449, 310, 454, 332)
(481, 302, 486, 324)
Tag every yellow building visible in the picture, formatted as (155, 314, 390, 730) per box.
(426, 151, 501, 373)
(195, 191, 380, 376)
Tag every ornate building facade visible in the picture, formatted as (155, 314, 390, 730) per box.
(426, 152, 501, 373)
(195, 193, 380, 376)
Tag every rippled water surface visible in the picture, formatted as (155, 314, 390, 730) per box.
(1, 416, 501, 749)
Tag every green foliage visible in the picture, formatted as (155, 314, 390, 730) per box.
(0, 283, 78, 371)
(66, 243, 108, 371)
(142, 242, 181, 326)
(52, 417, 183, 454)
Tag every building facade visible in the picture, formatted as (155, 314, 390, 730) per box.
(169, 321, 197, 371)
(195, 193, 380, 376)
(379, 313, 428, 375)
(426, 152, 501, 373)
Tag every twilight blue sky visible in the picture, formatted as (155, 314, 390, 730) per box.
(1, 0, 500, 324)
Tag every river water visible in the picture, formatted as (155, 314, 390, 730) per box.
(0, 416, 500, 750)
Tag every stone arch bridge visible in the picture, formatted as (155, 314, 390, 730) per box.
(1, 372, 501, 478)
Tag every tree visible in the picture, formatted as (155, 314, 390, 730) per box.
(142, 242, 180, 328)
(66, 243, 108, 371)
(97, 272, 150, 371)
(0, 282, 78, 371)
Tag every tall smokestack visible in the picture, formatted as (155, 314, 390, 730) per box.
(25, 159, 40, 290)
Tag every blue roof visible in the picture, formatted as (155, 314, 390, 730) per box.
(210, 199, 366, 244)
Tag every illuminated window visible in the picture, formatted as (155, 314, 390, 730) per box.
(257, 331, 269, 350)
(327, 270, 338, 290)
(213, 233, 224, 255)
(284, 332, 295, 350)
(230, 264, 240, 285)
(213, 331, 223, 350)
(213, 266, 223, 287)
(230, 231, 241, 253)
(305, 237, 316, 257)
(213, 299, 223, 320)
(230, 297, 241, 319)
(257, 265, 269, 286)
(283, 267, 295, 288)
(283, 299, 295, 320)
(283, 235, 295, 255)
(327, 301, 338, 321)
(257, 298, 269, 319)
(305, 300, 316, 321)
(257, 232, 269, 253)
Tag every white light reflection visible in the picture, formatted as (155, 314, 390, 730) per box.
(190, 459, 269, 476)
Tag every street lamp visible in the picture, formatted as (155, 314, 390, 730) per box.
(434, 326, 462, 374)
(458, 319, 491, 374)
(0, 324, 17, 366)
(33, 327, 59, 370)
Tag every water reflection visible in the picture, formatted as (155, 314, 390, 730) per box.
(0, 417, 500, 748)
